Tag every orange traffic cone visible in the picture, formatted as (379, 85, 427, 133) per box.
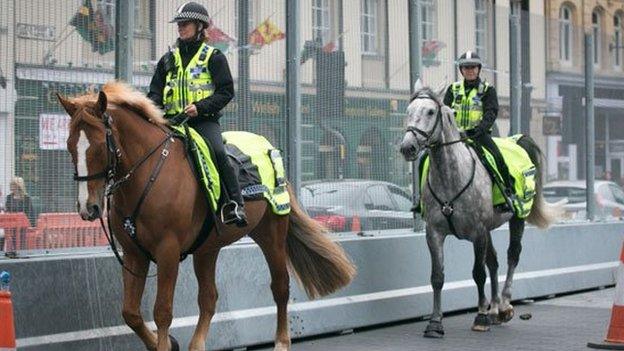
(0, 271, 16, 351)
(588, 242, 624, 350)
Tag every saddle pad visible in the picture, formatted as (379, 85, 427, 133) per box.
(170, 125, 221, 212)
(223, 131, 291, 215)
(482, 135, 536, 218)
(419, 134, 536, 218)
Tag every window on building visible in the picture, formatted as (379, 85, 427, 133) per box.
(475, 0, 489, 63)
(97, 0, 115, 25)
(615, 14, 623, 68)
(420, 0, 436, 46)
(592, 10, 602, 66)
(313, 0, 331, 45)
(361, 0, 378, 54)
(133, 0, 150, 34)
(559, 5, 572, 62)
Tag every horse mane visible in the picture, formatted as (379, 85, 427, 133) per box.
(72, 81, 168, 125)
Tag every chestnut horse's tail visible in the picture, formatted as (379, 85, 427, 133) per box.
(285, 185, 356, 299)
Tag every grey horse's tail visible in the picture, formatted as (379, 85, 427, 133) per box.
(517, 136, 561, 228)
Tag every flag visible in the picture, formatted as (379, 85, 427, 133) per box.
(249, 19, 285, 48)
(321, 41, 336, 53)
(205, 25, 236, 53)
(70, 0, 114, 55)
(422, 40, 446, 67)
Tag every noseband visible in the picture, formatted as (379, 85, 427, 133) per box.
(73, 111, 120, 182)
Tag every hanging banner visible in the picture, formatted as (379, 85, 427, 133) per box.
(39, 113, 70, 150)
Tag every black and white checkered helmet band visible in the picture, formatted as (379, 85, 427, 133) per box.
(170, 2, 210, 24)
(458, 50, 482, 67)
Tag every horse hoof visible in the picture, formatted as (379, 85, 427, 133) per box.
(499, 307, 515, 323)
(423, 321, 445, 338)
(489, 313, 502, 325)
(169, 335, 180, 351)
(471, 313, 491, 332)
(471, 324, 491, 332)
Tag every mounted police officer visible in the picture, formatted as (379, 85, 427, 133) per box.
(148, 2, 247, 226)
(443, 51, 515, 207)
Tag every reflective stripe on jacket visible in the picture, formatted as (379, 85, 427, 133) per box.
(451, 80, 490, 131)
(163, 43, 215, 116)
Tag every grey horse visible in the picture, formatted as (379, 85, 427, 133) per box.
(399, 82, 559, 337)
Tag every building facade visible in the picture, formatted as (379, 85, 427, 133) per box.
(545, 0, 624, 182)
(2, 0, 549, 214)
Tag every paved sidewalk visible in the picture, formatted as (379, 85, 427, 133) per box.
(253, 288, 615, 351)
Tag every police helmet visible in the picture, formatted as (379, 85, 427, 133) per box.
(457, 51, 483, 68)
(170, 2, 210, 25)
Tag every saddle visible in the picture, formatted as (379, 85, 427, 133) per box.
(171, 126, 290, 216)
(418, 134, 536, 218)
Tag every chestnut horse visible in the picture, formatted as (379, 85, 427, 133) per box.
(57, 82, 356, 351)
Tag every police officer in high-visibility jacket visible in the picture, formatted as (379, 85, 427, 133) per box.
(148, 2, 247, 226)
(443, 51, 515, 205)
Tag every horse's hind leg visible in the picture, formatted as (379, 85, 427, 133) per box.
(121, 252, 158, 351)
(423, 228, 446, 338)
(188, 250, 219, 351)
(484, 232, 502, 325)
(153, 242, 181, 351)
(250, 214, 291, 351)
(499, 217, 525, 323)
(471, 234, 491, 332)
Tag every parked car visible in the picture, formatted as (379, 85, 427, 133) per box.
(543, 180, 624, 219)
(300, 179, 422, 232)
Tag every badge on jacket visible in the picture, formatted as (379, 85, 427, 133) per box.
(190, 66, 203, 78)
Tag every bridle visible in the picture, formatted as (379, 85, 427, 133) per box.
(404, 92, 475, 235)
(72, 108, 175, 276)
(72, 111, 120, 183)
(404, 93, 467, 150)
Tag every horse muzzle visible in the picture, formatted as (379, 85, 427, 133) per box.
(80, 203, 102, 221)
(400, 140, 420, 161)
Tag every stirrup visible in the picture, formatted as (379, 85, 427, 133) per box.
(220, 200, 247, 226)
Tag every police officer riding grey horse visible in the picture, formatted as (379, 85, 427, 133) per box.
(400, 52, 559, 337)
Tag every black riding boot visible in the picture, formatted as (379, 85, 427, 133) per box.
(192, 119, 247, 227)
(474, 133, 516, 210)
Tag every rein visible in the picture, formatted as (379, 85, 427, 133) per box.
(406, 92, 475, 235)
(73, 110, 175, 278)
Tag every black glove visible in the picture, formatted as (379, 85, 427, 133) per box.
(466, 126, 484, 139)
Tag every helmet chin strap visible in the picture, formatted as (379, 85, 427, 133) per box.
(195, 22, 205, 41)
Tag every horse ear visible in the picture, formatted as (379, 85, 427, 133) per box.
(434, 79, 448, 98)
(413, 79, 424, 93)
(56, 93, 78, 116)
(97, 91, 108, 114)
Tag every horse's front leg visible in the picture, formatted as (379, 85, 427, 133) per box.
(471, 234, 491, 332)
(485, 232, 502, 324)
(500, 217, 525, 323)
(188, 250, 220, 351)
(153, 240, 181, 351)
(424, 228, 446, 338)
(121, 251, 158, 350)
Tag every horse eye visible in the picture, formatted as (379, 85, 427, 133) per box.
(428, 109, 435, 116)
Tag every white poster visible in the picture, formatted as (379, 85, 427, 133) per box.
(39, 114, 70, 150)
